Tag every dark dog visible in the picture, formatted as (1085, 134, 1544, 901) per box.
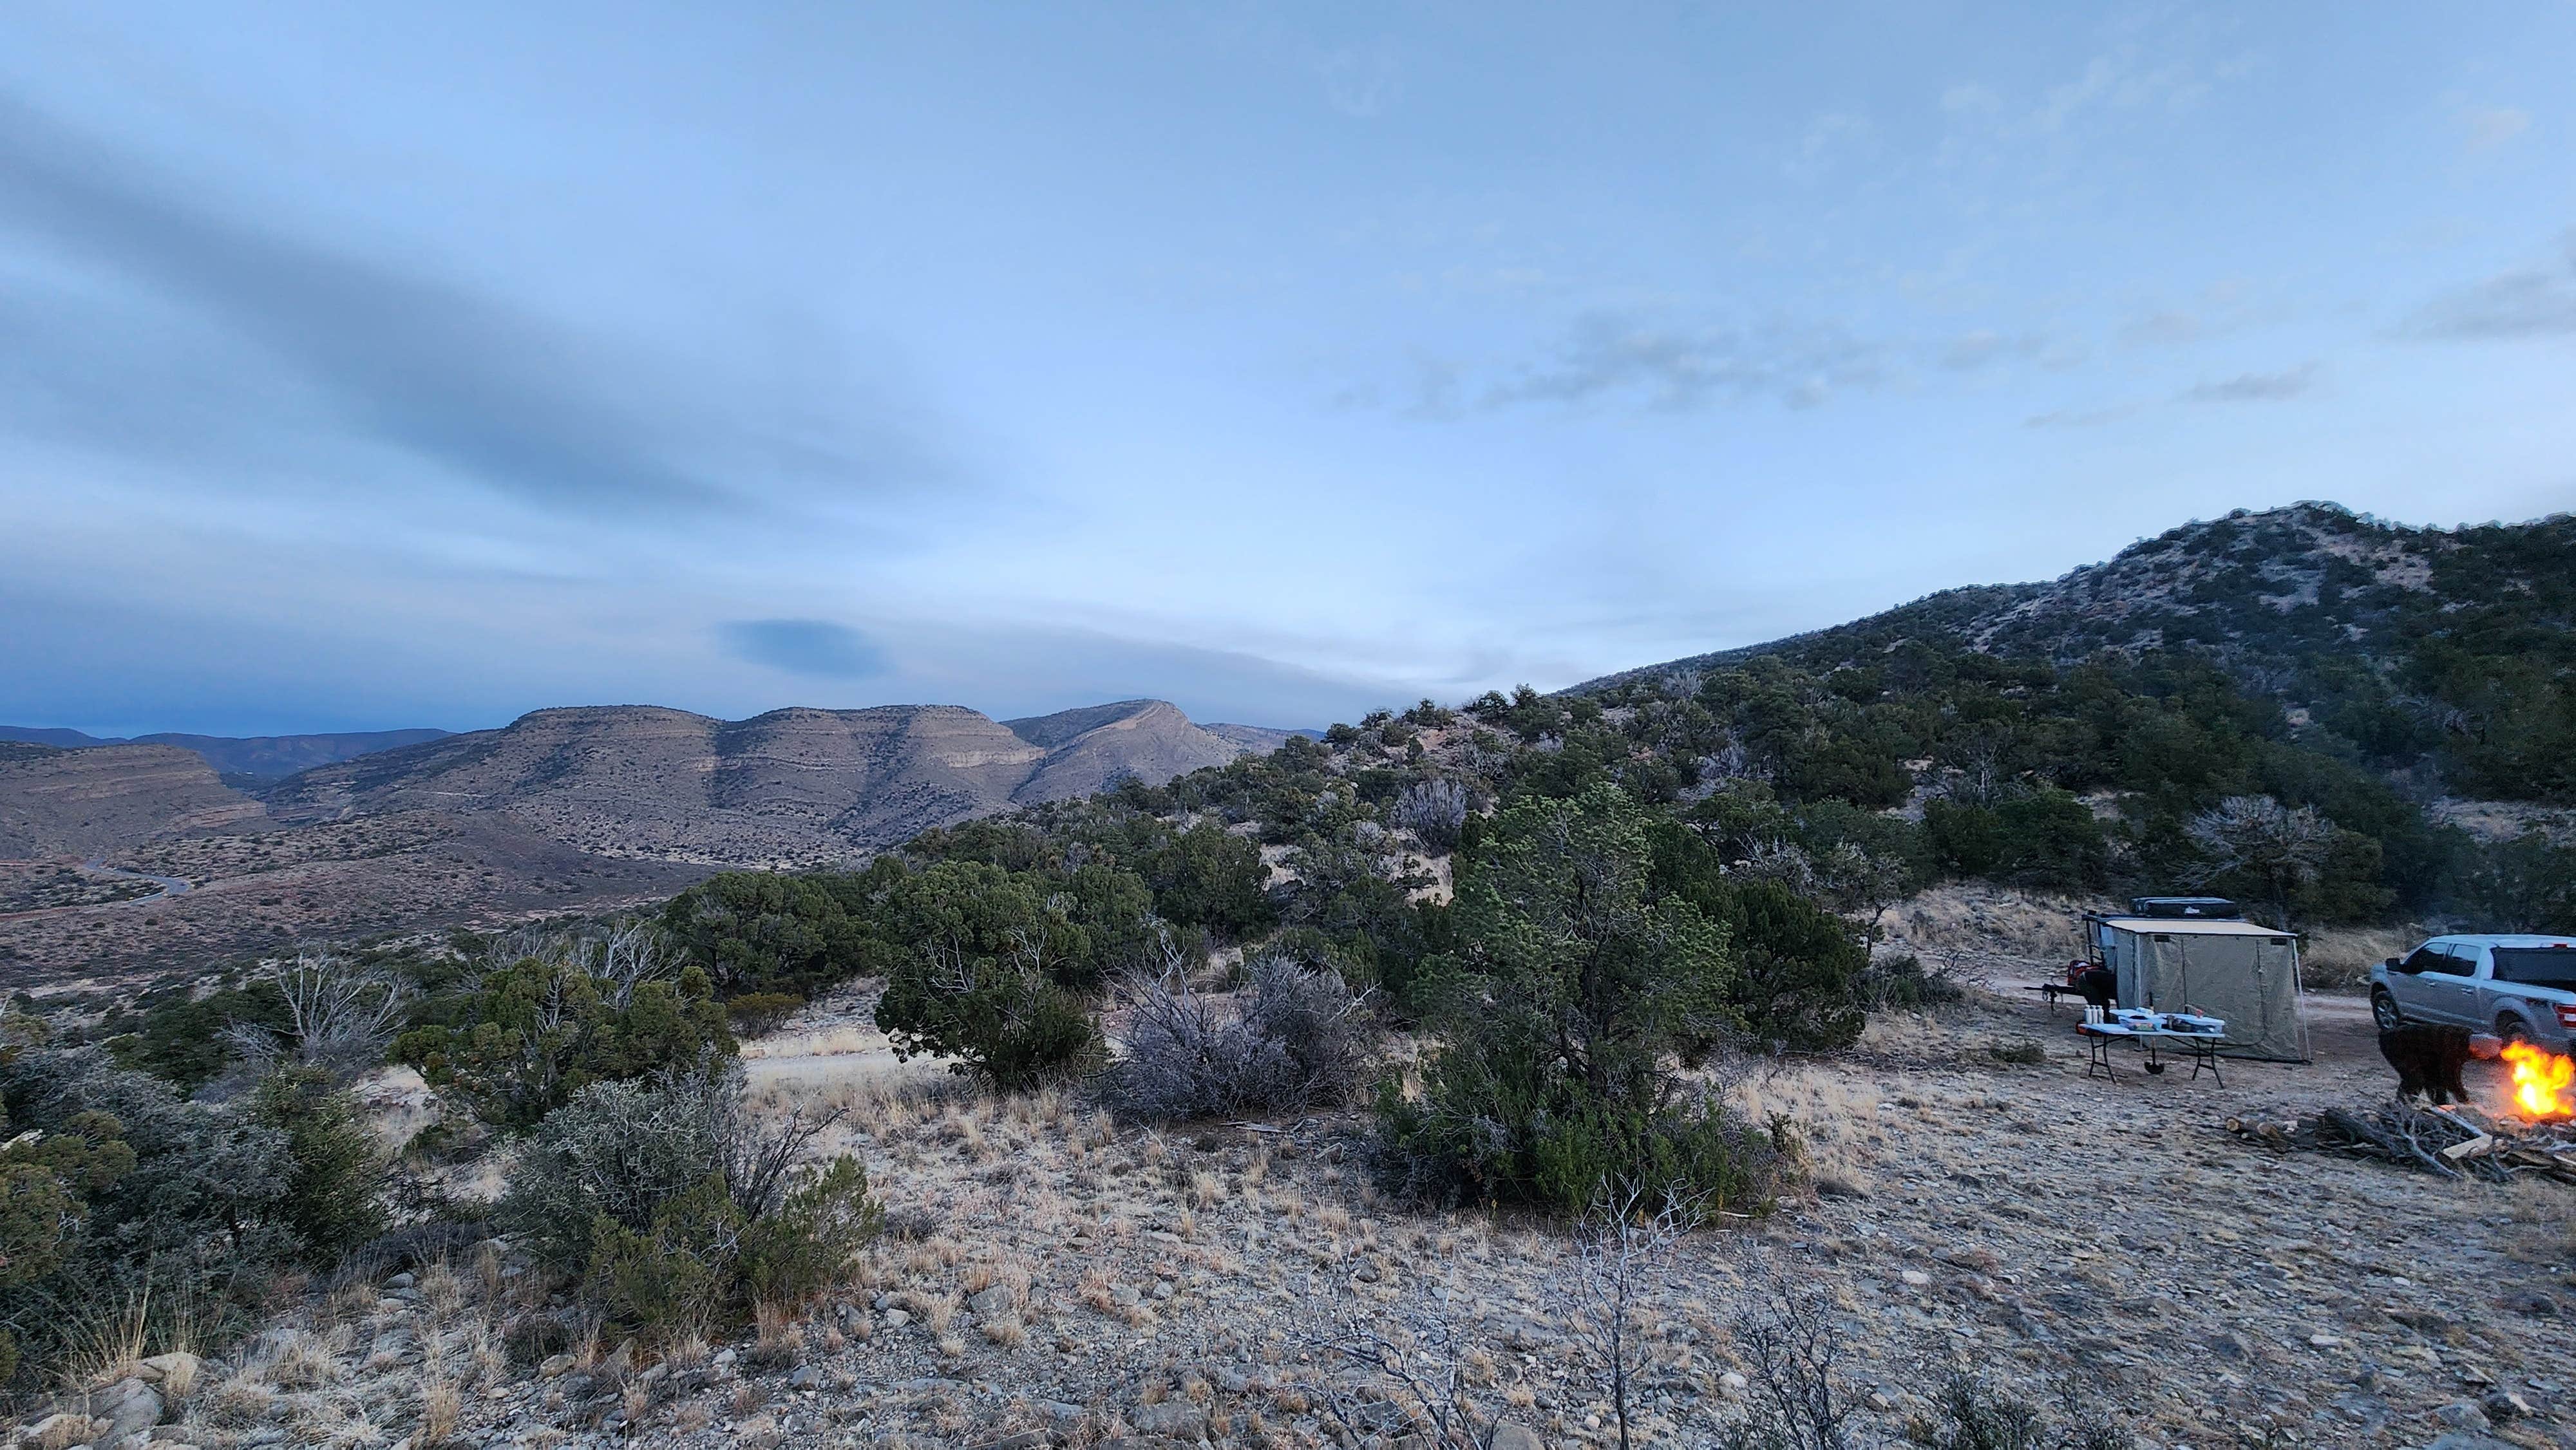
(2378, 1024, 2503, 1106)
(2041, 965, 2119, 1010)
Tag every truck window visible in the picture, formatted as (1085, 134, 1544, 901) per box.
(2399, 946, 2450, 974)
(2492, 948, 2576, 991)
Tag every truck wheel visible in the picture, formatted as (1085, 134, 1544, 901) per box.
(2497, 1013, 2530, 1045)
(2371, 990, 2403, 1031)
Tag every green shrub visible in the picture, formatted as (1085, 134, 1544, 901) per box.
(108, 980, 293, 1092)
(250, 1067, 388, 1261)
(873, 862, 1106, 1089)
(395, 960, 734, 1129)
(1375, 784, 1786, 1215)
(500, 1066, 879, 1340)
(1857, 952, 1964, 1012)
(0, 1014, 310, 1388)
(724, 992, 804, 1038)
(1643, 822, 1875, 1051)
(661, 866, 900, 998)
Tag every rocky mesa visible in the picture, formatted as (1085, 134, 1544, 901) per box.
(264, 699, 1270, 865)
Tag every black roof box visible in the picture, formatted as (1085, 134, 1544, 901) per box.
(2129, 896, 2241, 919)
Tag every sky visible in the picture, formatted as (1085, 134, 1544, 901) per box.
(3, 3, 2573, 737)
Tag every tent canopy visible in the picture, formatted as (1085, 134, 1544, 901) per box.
(2088, 916, 2309, 1062)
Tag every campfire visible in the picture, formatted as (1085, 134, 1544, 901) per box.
(2230, 1044, 2576, 1183)
(2503, 1042, 2576, 1121)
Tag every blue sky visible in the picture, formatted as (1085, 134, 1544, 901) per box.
(3, 3, 2571, 735)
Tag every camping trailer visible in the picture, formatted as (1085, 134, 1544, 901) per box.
(2085, 910, 2309, 1062)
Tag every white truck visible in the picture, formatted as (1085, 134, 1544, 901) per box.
(2372, 935, 2576, 1050)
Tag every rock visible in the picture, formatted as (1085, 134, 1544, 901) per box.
(131, 1351, 202, 1389)
(1129, 1401, 1208, 1438)
(2425, 1436, 2518, 1450)
(1151, 1280, 1175, 1301)
(1041, 1400, 1088, 1425)
(19, 1413, 105, 1447)
(971, 1433, 1048, 1450)
(884, 1308, 913, 1328)
(1719, 1371, 1749, 1397)
(1110, 1284, 1142, 1308)
(95, 1377, 164, 1442)
(1490, 1421, 1548, 1450)
(1899, 1270, 1931, 1288)
(2437, 1401, 2492, 1431)
(2458, 1364, 2495, 1387)
(788, 1364, 821, 1390)
(1215, 1366, 1255, 1394)
(969, 1285, 1017, 1317)
(2508, 1291, 2559, 1317)
(2481, 1389, 2533, 1420)
(1940, 1248, 2000, 1274)
(385, 1271, 417, 1290)
(713, 1348, 737, 1366)
(538, 1353, 575, 1378)
(1866, 1391, 1895, 1411)
(2309, 1332, 2344, 1348)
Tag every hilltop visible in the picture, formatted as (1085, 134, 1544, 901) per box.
(0, 725, 448, 785)
(1576, 502, 2576, 805)
(0, 699, 1287, 981)
(267, 699, 1272, 865)
(0, 741, 267, 860)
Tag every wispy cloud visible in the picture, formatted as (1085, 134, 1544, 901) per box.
(1481, 312, 1886, 412)
(2024, 403, 2139, 429)
(0, 95, 951, 516)
(1316, 41, 1401, 118)
(716, 619, 889, 679)
(2176, 361, 2320, 404)
(2459, 105, 2531, 153)
(2398, 232, 2576, 340)
(1940, 330, 2047, 371)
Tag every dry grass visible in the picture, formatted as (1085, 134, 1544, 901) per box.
(417, 1373, 461, 1446)
(740, 1025, 884, 1059)
(2303, 922, 2418, 988)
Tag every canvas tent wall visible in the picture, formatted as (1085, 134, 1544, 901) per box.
(2088, 916, 2309, 1062)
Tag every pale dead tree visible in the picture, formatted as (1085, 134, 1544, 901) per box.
(480, 923, 556, 974)
(1938, 733, 2014, 809)
(227, 952, 413, 1082)
(594, 919, 676, 1009)
(1817, 843, 1907, 941)
(2186, 794, 2333, 929)
(923, 940, 980, 997)
(1732, 838, 1821, 896)
(1312, 1268, 1486, 1450)
(1700, 735, 1758, 786)
(1551, 1183, 1698, 1450)
(1720, 1255, 1855, 1450)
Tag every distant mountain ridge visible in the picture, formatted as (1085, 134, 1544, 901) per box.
(265, 698, 1279, 865)
(1571, 500, 2576, 801)
(0, 726, 449, 782)
(0, 741, 267, 860)
(1575, 500, 2569, 686)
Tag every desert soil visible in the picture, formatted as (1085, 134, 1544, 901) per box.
(52, 979, 2576, 1450)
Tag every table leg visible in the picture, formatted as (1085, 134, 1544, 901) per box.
(2085, 1035, 2116, 1082)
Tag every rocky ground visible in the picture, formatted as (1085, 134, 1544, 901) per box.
(0, 813, 708, 987)
(18, 975, 2573, 1450)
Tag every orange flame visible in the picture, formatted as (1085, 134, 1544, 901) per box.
(2502, 1042, 2576, 1120)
